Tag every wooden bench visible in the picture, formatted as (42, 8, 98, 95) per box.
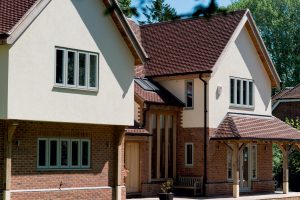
(173, 176, 203, 196)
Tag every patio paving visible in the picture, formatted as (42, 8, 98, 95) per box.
(128, 192, 300, 200)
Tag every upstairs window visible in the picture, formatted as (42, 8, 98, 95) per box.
(185, 80, 194, 108)
(55, 47, 98, 90)
(230, 77, 254, 107)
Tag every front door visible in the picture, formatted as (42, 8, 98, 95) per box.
(240, 145, 251, 192)
(125, 143, 140, 193)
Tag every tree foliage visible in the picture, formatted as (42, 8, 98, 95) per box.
(118, 0, 137, 17)
(140, 0, 178, 24)
(228, 0, 300, 87)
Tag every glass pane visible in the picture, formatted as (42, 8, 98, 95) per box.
(81, 141, 89, 166)
(243, 81, 247, 105)
(237, 80, 241, 104)
(160, 115, 165, 178)
(186, 144, 193, 165)
(67, 51, 75, 85)
(38, 140, 47, 166)
(243, 147, 249, 187)
(151, 114, 157, 179)
(227, 148, 232, 179)
(89, 55, 97, 88)
(252, 145, 257, 178)
(72, 141, 79, 166)
(50, 140, 58, 166)
(230, 79, 235, 104)
(61, 140, 69, 167)
(249, 82, 253, 106)
(56, 49, 64, 84)
(186, 81, 193, 107)
(79, 53, 86, 86)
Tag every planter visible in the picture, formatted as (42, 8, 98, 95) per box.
(158, 193, 174, 200)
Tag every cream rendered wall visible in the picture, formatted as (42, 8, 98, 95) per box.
(7, 0, 135, 125)
(159, 79, 204, 128)
(0, 45, 9, 118)
(208, 27, 272, 128)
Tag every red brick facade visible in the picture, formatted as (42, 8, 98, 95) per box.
(0, 120, 126, 200)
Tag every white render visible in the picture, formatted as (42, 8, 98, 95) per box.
(1, 0, 135, 125)
(159, 78, 205, 128)
(208, 27, 272, 128)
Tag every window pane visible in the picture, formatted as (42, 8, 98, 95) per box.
(61, 140, 69, 167)
(237, 80, 241, 104)
(72, 141, 79, 166)
(186, 81, 193, 107)
(67, 51, 75, 85)
(249, 82, 253, 106)
(38, 140, 47, 167)
(243, 80, 247, 105)
(230, 79, 235, 104)
(186, 144, 193, 165)
(81, 141, 89, 166)
(252, 145, 257, 178)
(89, 55, 97, 88)
(56, 49, 64, 84)
(79, 53, 86, 86)
(227, 148, 233, 179)
(49, 140, 58, 166)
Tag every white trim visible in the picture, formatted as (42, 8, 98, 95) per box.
(272, 99, 300, 110)
(11, 186, 112, 193)
(6, 0, 52, 44)
(184, 143, 194, 167)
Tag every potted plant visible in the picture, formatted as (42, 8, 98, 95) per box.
(158, 179, 174, 200)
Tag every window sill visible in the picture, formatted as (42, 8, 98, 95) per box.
(53, 85, 98, 93)
(229, 105, 254, 111)
(37, 168, 91, 171)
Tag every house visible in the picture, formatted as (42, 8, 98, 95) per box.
(125, 10, 300, 198)
(272, 83, 300, 121)
(0, 0, 147, 200)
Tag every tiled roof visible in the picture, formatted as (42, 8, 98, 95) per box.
(125, 121, 150, 135)
(272, 83, 300, 102)
(134, 79, 184, 106)
(0, 0, 38, 34)
(139, 10, 246, 77)
(211, 113, 300, 141)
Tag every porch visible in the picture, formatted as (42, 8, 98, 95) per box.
(129, 191, 300, 200)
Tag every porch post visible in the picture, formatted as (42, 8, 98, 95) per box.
(232, 142, 239, 198)
(282, 145, 289, 194)
(3, 122, 18, 200)
(115, 129, 125, 200)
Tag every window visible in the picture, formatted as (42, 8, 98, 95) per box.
(55, 47, 98, 90)
(252, 145, 257, 179)
(230, 77, 254, 107)
(185, 80, 194, 108)
(185, 143, 194, 166)
(37, 138, 90, 169)
(227, 145, 233, 180)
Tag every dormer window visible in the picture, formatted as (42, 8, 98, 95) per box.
(55, 47, 98, 91)
(230, 77, 254, 107)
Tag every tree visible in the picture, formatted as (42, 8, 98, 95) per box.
(118, 0, 137, 17)
(228, 0, 300, 87)
(141, 0, 178, 24)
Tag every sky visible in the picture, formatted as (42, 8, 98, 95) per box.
(131, 0, 236, 21)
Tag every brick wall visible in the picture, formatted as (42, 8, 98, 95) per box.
(177, 127, 204, 177)
(0, 120, 125, 200)
(273, 101, 300, 121)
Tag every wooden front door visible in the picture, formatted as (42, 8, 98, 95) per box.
(125, 143, 140, 193)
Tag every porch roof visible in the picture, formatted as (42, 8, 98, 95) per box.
(211, 113, 300, 142)
(125, 121, 150, 136)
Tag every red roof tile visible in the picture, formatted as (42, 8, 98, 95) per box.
(212, 113, 300, 141)
(0, 0, 38, 34)
(139, 10, 246, 77)
(134, 79, 184, 106)
(272, 87, 293, 101)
